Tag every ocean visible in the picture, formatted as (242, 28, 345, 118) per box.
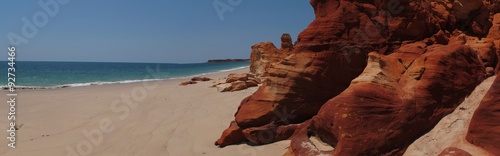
(0, 61, 249, 89)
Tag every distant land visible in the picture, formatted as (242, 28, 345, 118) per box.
(207, 59, 250, 63)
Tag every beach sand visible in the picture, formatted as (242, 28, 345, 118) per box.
(0, 67, 290, 156)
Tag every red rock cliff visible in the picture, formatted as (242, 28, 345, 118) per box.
(216, 0, 500, 155)
(466, 76, 500, 154)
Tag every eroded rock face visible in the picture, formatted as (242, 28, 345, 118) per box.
(467, 38, 497, 68)
(249, 42, 281, 76)
(489, 13, 500, 74)
(304, 43, 485, 155)
(218, 0, 458, 147)
(466, 76, 500, 155)
(249, 33, 296, 77)
(226, 73, 253, 83)
(452, 0, 483, 20)
(216, 0, 500, 154)
(214, 73, 261, 92)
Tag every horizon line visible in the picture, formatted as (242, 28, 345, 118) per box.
(0, 59, 251, 64)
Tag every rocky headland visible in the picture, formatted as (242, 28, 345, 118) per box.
(215, 0, 500, 155)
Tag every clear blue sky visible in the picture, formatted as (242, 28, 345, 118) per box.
(1, 0, 314, 63)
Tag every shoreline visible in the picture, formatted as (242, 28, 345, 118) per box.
(1, 66, 249, 91)
(0, 66, 290, 156)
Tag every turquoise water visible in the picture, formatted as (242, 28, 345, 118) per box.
(0, 61, 249, 88)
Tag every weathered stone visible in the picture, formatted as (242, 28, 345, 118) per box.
(226, 73, 253, 83)
(467, 76, 500, 155)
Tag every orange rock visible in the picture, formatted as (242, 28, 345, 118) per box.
(247, 77, 261, 85)
(245, 80, 258, 88)
(297, 43, 485, 155)
(216, 0, 499, 154)
(226, 73, 253, 83)
(250, 33, 294, 76)
(216, 81, 247, 92)
(467, 38, 497, 67)
(466, 76, 500, 155)
(487, 14, 500, 40)
(216, 83, 233, 92)
(249, 42, 282, 76)
(214, 121, 245, 147)
(230, 81, 248, 92)
(219, 0, 459, 147)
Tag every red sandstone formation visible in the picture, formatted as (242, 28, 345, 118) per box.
(302, 41, 484, 155)
(467, 76, 500, 155)
(490, 14, 500, 74)
(249, 33, 294, 76)
(213, 73, 261, 92)
(216, 0, 500, 155)
(248, 42, 279, 76)
(225, 73, 253, 83)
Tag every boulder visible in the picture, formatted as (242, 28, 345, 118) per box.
(216, 83, 233, 92)
(230, 81, 248, 92)
(214, 121, 245, 147)
(226, 73, 253, 83)
(214, 73, 261, 92)
(216, 81, 254, 92)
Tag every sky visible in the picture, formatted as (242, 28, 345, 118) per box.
(0, 0, 314, 63)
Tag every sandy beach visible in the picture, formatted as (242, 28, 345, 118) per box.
(0, 67, 290, 156)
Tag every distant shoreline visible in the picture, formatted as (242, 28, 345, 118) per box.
(0, 61, 249, 90)
(1, 66, 249, 90)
